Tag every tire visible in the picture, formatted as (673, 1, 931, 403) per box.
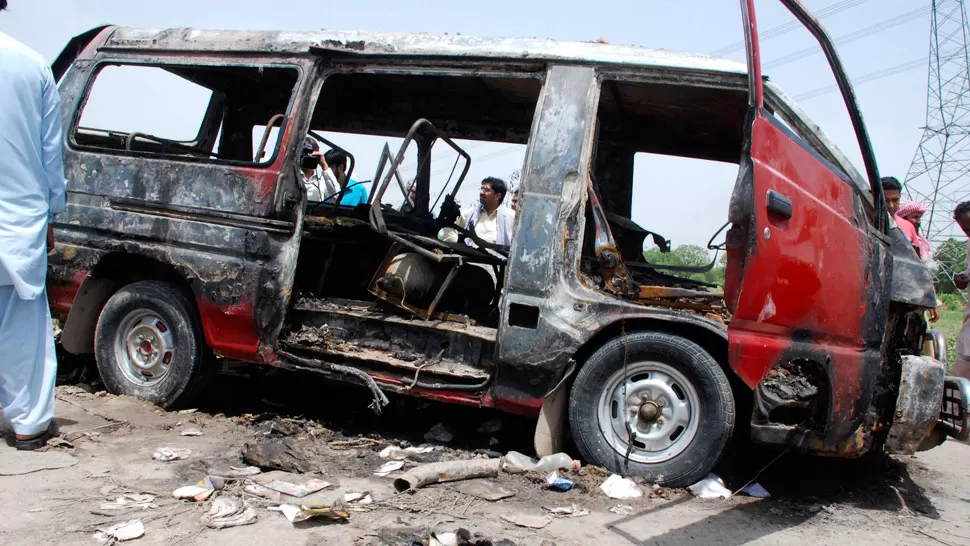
(568, 331, 735, 488)
(94, 280, 210, 408)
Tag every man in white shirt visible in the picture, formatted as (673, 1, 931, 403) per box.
(300, 137, 336, 202)
(457, 177, 515, 247)
(0, 7, 69, 450)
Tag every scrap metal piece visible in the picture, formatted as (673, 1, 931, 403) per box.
(885, 355, 946, 454)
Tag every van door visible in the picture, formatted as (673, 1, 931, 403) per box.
(726, 0, 891, 448)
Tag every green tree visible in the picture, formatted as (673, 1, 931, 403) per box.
(643, 244, 726, 287)
(934, 238, 967, 294)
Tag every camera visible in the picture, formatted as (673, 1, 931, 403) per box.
(301, 143, 320, 170)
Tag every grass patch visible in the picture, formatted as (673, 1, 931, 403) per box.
(935, 309, 962, 365)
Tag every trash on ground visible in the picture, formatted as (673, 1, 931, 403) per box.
(46, 437, 75, 449)
(374, 460, 406, 477)
(99, 494, 157, 511)
(173, 476, 226, 502)
(178, 409, 199, 414)
(379, 445, 436, 460)
(541, 504, 590, 518)
(430, 531, 459, 546)
(271, 503, 350, 524)
(211, 465, 262, 479)
(741, 482, 771, 498)
(457, 480, 516, 501)
(502, 451, 579, 474)
(265, 478, 332, 498)
(424, 423, 456, 444)
(500, 513, 553, 529)
(180, 427, 204, 437)
(93, 519, 144, 542)
(243, 437, 312, 473)
(394, 458, 501, 492)
(152, 447, 191, 462)
(244, 482, 279, 500)
(609, 504, 635, 516)
(688, 473, 732, 499)
(202, 496, 258, 529)
(600, 474, 644, 499)
(545, 471, 574, 492)
(650, 483, 666, 498)
(343, 492, 374, 508)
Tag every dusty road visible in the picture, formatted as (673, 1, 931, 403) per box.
(1, 369, 970, 546)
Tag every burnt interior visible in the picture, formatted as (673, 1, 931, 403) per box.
(580, 77, 748, 312)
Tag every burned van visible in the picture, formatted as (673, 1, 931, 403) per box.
(48, 0, 969, 486)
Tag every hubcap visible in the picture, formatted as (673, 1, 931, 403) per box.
(114, 310, 175, 386)
(597, 361, 701, 464)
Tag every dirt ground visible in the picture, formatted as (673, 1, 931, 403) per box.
(2, 367, 970, 546)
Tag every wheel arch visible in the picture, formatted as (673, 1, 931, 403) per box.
(60, 252, 200, 354)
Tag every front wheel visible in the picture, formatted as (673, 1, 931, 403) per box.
(94, 280, 210, 408)
(568, 331, 735, 487)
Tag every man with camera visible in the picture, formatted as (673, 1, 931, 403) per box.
(300, 137, 337, 202)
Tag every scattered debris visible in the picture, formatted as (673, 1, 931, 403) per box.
(99, 494, 157, 512)
(210, 465, 262, 479)
(458, 480, 516, 501)
(394, 458, 502, 491)
(477, 418, 503, 435)
(545, 472, 574, 492)
(265, 478, 332, 498)
(152, 447, 191, 462)
(45, 437, 75, 450)
(343, 492, 374, 510)
(379, 444, 436, 460)
(178, 409, 198, 415)
(272, 504, 350, 524)
(430, 531, 458, 546)
(541, 504, 590, 518)
(329, 437, 382, 450)
(609, 505, 635, 516)
(650, 483, 666, 498)
(93, 519, 144, 542)
(741, 482, 771, 498)
(424, 423, 456, 444)
(600, 475, 643, 499)
(202, 496, 258, 529)
(242, 438, 312, 473)
(180, 427, 204, 437)
(244, 482, 279, 500)
(500, 513, 552, 529)
(688, 473, 732, 499)
(502, 451, 579, 474)
(173, 476, 226, 502)
(374, 461, 406, 477)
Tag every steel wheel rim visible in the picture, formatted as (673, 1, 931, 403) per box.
(114, 309, 175, 386)
(597, 360, 701, 464)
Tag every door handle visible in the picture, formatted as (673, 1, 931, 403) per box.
(766, 190, 793, 219)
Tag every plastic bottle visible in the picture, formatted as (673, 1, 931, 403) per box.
(501, 451, 538, 473)
(535, 452, 581, 472)
(502, 451, 581, 473)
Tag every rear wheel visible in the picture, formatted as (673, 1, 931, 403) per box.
(94, 281, 209, 408)
(568, 331, 735, 487)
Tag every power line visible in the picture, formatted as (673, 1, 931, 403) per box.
(764, 6, 931, 70)
(792, 58, 925, 101)
(708, 0, 869, 57)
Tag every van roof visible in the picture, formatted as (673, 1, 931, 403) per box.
(102, 27, 749, 75)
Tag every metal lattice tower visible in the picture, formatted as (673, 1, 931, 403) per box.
(905, 0, 970, 283)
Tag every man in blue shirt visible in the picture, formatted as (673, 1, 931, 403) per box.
(323, 149, 368, 207)
(0, 3, 68, 450)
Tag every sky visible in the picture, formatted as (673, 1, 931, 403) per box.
(0, 0, 933, 250)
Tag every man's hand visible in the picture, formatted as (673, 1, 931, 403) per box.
(315, 152, 328, 172)
(955, 272, 969, 290)
(929, 307, 940, 323)
(46, 224, 55, 254)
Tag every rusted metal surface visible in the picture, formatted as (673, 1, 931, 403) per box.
(939, 376, 970, 441)
(885, 355, 945, 454)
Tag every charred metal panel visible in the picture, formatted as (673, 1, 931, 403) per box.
(885, 355, 945, 454)
(888, 225, 938, 308)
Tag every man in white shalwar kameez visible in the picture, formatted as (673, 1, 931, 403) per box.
(0, 6, 69, 450)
